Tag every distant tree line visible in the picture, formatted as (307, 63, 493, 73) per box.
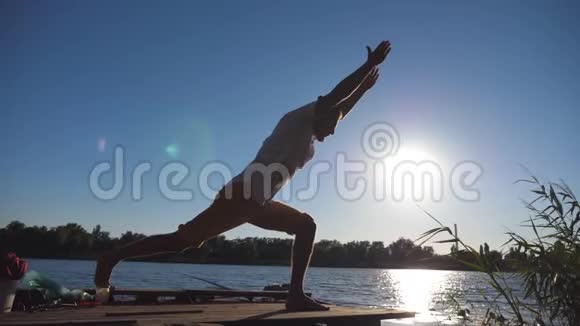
(0, 221, 519, 270)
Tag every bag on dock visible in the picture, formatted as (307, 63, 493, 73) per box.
(12, 270, 93, 311)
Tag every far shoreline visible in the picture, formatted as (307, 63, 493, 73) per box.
(23, 256, 493, 272)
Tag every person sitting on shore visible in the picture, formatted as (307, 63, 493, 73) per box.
(95, 40, 392, 311)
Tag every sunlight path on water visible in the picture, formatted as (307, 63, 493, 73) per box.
(382, 269, 463, 325)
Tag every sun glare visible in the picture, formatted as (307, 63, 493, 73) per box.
(391, 146, 436, 163)
(375, 145, 445, 203)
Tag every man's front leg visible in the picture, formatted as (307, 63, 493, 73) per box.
(286, 213, 329, 311)
(248, 203, 329, 311)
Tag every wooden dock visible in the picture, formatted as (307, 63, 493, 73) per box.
(1, 288, 414, 325)
(0, 302, 414, 326)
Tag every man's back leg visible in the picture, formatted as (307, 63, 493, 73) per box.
(94, 197, 256, 288)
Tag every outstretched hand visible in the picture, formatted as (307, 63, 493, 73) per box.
(360, 67, 379, 91)
(366, 40, 391, 66)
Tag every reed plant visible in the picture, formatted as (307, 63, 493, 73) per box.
(418, 177, 580, 325)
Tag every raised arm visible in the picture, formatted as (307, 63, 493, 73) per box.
(335, 67, 379, 119)
(320, 41, 391, 108)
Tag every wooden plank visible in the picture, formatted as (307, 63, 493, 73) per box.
(0, 320, 137, 326)
(0, 303, 414, 326)
(105, 309, 203, 317)
(223, 306, 415, 326)
(110, 288, 309, 299)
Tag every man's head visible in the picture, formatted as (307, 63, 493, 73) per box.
(313, 97, 342, 142)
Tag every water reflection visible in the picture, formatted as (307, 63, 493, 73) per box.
(392, 269, 448, 312)
(381, 269, 455, 325)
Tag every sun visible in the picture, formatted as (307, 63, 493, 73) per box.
(382, 145, 444, 203)
(391, 146, 436, 163)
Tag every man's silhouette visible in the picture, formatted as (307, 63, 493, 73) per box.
(95, 40, 391, 311)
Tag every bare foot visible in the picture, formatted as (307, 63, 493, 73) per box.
(94, 253, 119, 288)
(286, 293, 329, 312)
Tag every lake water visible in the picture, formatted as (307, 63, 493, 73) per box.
(22, 259, 530, 325)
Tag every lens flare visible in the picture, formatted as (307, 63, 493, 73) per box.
(97, 137, 106, 153)
(165, 144, 179, 158)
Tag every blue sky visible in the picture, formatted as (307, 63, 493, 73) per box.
(2, 1, 579, 251)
